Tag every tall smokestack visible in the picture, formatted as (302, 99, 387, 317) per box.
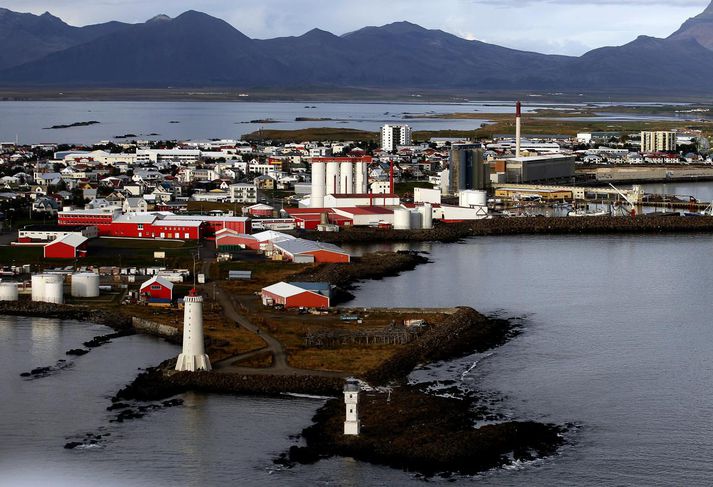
(515, 101, 522, 158)
(389, 159, 395, 194)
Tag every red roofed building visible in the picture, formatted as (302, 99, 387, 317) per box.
(44, 234, 89, 259)
(139, 276, 174, 304)
(216, 228, 260, 251)
(324, 193, 400, 207)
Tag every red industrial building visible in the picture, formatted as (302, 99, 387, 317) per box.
(139, 276, 174, 304)
(44, 234, 89, 259)
(215, 229, 260, 251)
(58, 209, 119, 236)
(58, 210, 249, 241)
(245, 204, 275, 218)
(286, 208, 352, 230)
(273, 238, 351, 263)
(163, 215, 250, 236)
(260, 282, 331, 309)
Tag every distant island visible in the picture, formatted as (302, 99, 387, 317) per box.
(295, 117, 334, 122)
(44, 121, 100, 129)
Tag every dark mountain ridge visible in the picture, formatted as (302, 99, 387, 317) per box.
(2, 3, 713, 93)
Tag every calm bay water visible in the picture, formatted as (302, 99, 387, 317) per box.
(0, 101, 511, 145)
(0, 100, 684, 146)
(5, 233, 713, 485)
(348, 234, 713, 485)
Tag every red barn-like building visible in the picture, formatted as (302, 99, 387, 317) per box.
(215, 229, 260, 251)
(44, 234, 89, 259)
(139, 276, 174, 304)
(273, 238, 351, 264)
(261, 282, 330, 309)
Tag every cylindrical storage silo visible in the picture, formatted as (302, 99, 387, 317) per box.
(340, 161, 354, 195)
(42, 275, 64, 304)
(420, 203, 433, 229)
(410, 210, 423, 230)
(71, 273, 100, 298)
(326, 161, 340, 195)
(0, 282, 19, 302)
(355, 162, 366, 194)
(311, 160, 326, 208)
(474, 190, 487, 207)
(394, 208, 411, 230)
(31, 274, 45, 302)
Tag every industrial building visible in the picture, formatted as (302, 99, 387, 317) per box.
(449, 143, 487, 194)
(261, 281, 331, 309)
(43, 234, 88, 259)
(381, 124, 412, 152)
(18, 224, 98, 242)
(310, 157, 371, 208)
(498, 155, 576, 184)
(215, 229, 261, 251)
(273, 238, 351, 263)
(58, 210, 249, 240)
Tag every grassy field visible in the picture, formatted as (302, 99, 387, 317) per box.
(0, 245, 44, 267)
(242, 127, 378, 143)
(0, 238, 200, 269)
(85, 238, 199, 268)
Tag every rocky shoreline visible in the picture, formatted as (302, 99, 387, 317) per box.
(304, 215, 713, 244)
(285, 388, 564, 477)
(280, 308, 564, 476)
(0, 301, 132, 330)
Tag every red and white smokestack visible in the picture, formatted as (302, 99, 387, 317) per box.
(515, 101, 522, 158)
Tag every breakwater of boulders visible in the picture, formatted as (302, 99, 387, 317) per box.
(364, 307, 516, 385)
(306, 216, 713, 244)
(284, 387, 565, 477)
(0, 301, 132, 330)
(113, 363, 343, 403)
(281, 308, 566, 476)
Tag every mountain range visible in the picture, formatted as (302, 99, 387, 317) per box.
(2, 4, 713, 93)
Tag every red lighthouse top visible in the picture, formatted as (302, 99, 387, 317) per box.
(516, 101, 522, 117)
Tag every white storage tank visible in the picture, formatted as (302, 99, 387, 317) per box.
(71, 272, 100, 298)
(31, 274, 45, 302)
(420, 203, 433, 229)
(42, 275, 64, 304)
(394, 208, 412, 230)
(409, 210, 423, 230)
(459, 190, 488, 208)
(0, 282, 19, 302)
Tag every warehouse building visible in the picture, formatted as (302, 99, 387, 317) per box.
(43, 234, 89, 259)
(261, 281, 331, 309)
(273, 238, 351, 263)
(19, 224, 97, 242)
(500, 155, 575, 184)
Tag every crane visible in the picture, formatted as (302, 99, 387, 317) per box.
(609, 183, 638, 217)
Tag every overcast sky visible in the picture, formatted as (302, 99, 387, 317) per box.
(3, 0, 711, 55)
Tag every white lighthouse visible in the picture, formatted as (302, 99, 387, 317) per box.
(343, 378, 361, 436)
(175, 289, 212, 372)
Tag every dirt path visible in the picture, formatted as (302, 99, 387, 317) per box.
(201, 252, 346, 379)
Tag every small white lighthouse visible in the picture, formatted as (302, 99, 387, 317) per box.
(343, 378, 361, 436)
(175, 289, 212, 372)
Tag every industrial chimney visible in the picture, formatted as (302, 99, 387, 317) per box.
(515, 101, 522, 158)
